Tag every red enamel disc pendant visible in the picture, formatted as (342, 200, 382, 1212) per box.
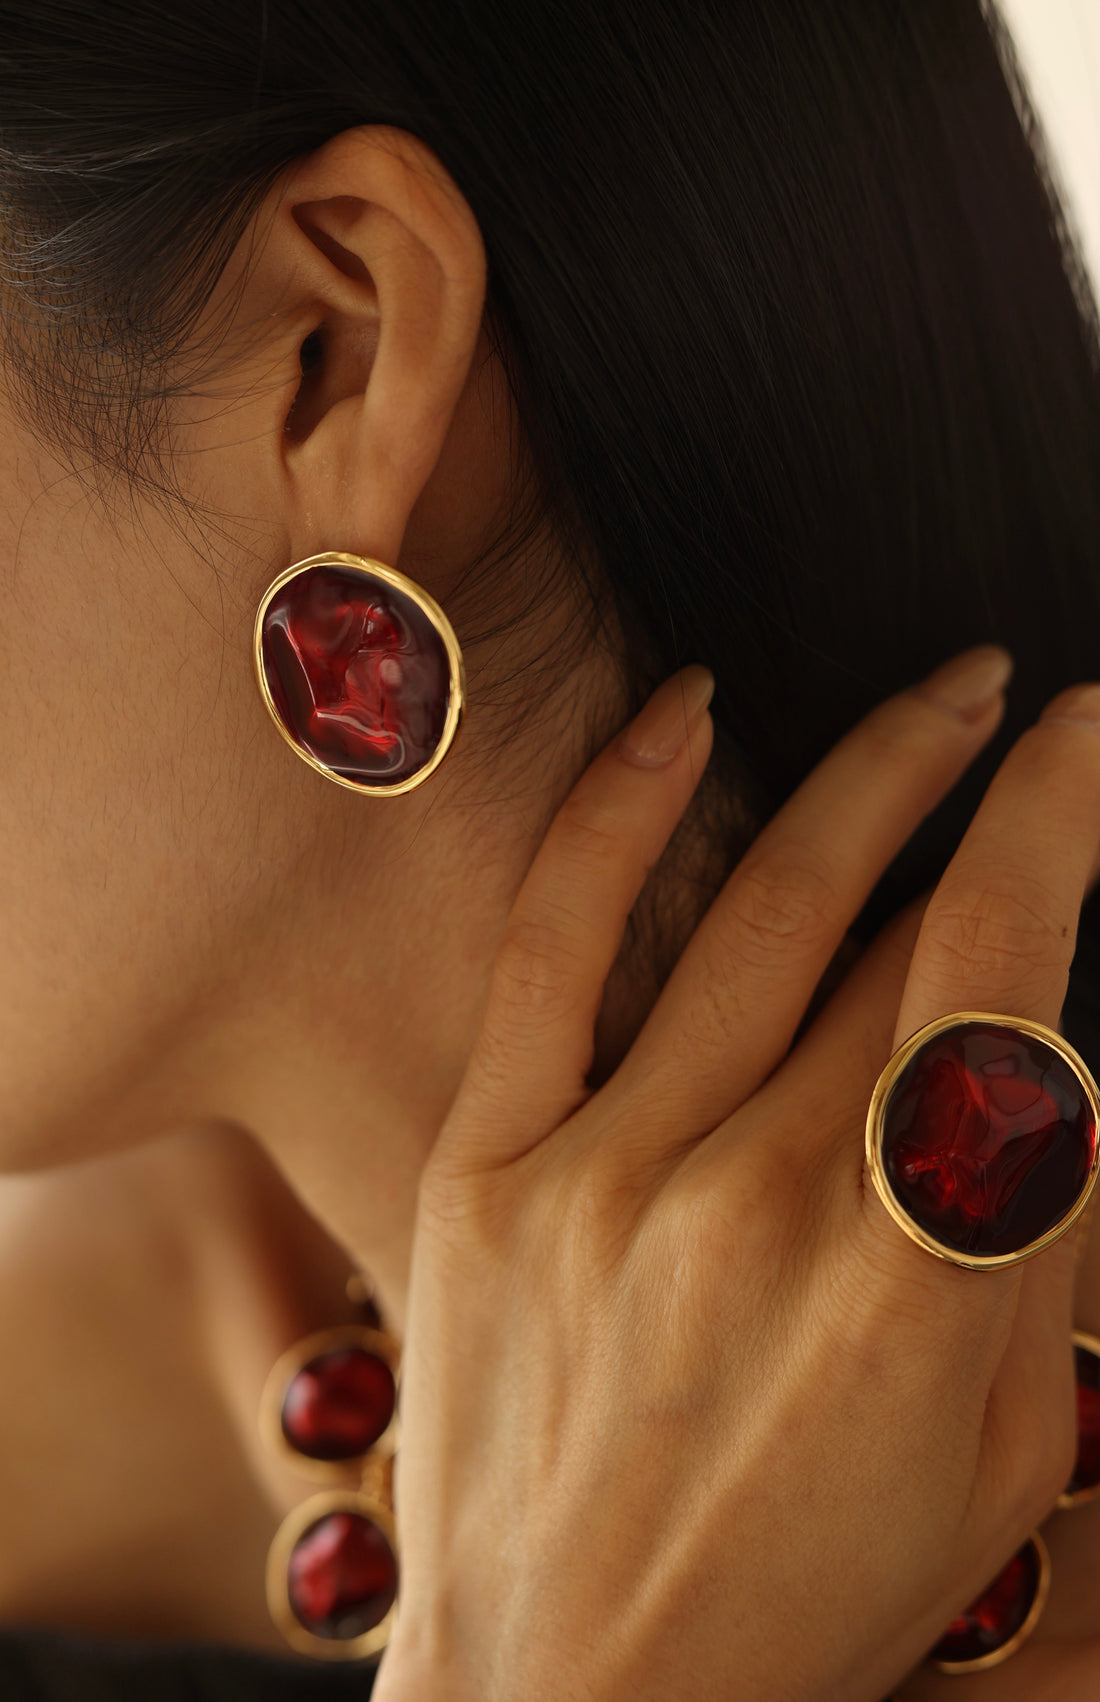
(261, 1326, 399, 1480)
(931, 1534, 1049, 1673)
(866, 1013, 1100, 1269)
(267, 1489, 398, 1661)
(1058, 1330, 1100, 1508)
(254, 552, 465, 796)
(280, 1342, 397, 1464)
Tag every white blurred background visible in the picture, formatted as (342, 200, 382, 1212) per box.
(999, 0, 1100, 292)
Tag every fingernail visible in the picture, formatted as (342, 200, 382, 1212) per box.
(620, 666, 715, 767)
(918, 646, 1014, 722)
(1041, 684, 1100, 728)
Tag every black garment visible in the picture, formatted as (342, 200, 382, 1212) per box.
(0, 1629, 377, 1701)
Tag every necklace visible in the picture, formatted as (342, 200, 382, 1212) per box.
(260, 1280, 401, 1662)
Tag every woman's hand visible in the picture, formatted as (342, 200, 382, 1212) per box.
(373, 649, 1100, 1702)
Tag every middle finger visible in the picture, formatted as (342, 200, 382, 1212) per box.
(607, 647, 1010, 1139)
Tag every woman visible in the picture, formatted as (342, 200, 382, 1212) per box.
(0, 0, 1098, 1696)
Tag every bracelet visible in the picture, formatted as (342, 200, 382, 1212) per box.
(921, 1328, 1100, 1677)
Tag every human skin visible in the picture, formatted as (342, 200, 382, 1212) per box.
(0, 122, 687, 1655)
(0, 1127, 365, 1649)
(0, 130, 622, 1324)
(0, 124, 1099, 1694)
(899, 1204, 1100, 1701)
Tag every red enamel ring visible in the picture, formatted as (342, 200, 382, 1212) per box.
(866, 1012, 1100, 1270)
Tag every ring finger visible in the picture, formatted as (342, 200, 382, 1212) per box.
(856, 683, 1100, 1289)
(893, 684, 1100, 1044)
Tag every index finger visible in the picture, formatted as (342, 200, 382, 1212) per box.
(433, 667, 714, 1173)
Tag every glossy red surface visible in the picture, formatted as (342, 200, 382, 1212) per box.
(1066, 1341, 1100, 1498)
(287, 1510, 397, 1641)
(261, 564, 451, 788)
(881, 1022, 1095, 1258)
(281, 1346, 396, 1462)
(931, 1540, 1041, 1667)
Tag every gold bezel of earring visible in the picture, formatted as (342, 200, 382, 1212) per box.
(253, 551, 465, 797)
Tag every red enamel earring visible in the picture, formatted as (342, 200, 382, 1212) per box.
(253, 552, 465, 795)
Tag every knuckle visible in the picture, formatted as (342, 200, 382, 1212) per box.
(664, 1144, 806, 1269)
(421, 1138, 564, 1267)
(479, 1147, 648, 1295)
(416, 1158, 477, 1241)
(550, 793, 629, 876)
(558, 1153, 645, 1258)
(921, 876, 1069, 991)
(491, 912, 584, 1024)
(722, 845, 840, 969)
(416, 1152, 509, 1261)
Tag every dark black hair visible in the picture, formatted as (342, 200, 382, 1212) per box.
(2, 1, 1100, 1033)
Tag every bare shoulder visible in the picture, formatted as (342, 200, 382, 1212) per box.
(0, 1127, 355, 1652)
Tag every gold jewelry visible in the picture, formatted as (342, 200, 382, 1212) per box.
(925, 1292, 1100, 1670)
(261, 1312, 400, 1661)
(1057, 1329, 1100, 1509)
(866, 1012, 1100, 1270)
(253, 551, 465, 796)
(931, 1533, 1050, 1674)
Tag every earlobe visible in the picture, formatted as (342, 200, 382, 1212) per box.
(272, 127, 488, 567)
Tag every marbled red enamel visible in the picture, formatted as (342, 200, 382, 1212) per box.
(931, 1539, 1041, 1667)
(880, 1021, 1096, 1259)
(261, 564, 451, 787)
(1066, 1339, 1100, 1498)
(287, 1510, 397, 1641)
(281, 1346, 396, 1462)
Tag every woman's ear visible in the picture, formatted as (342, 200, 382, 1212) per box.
(238, 125, 487, 568)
